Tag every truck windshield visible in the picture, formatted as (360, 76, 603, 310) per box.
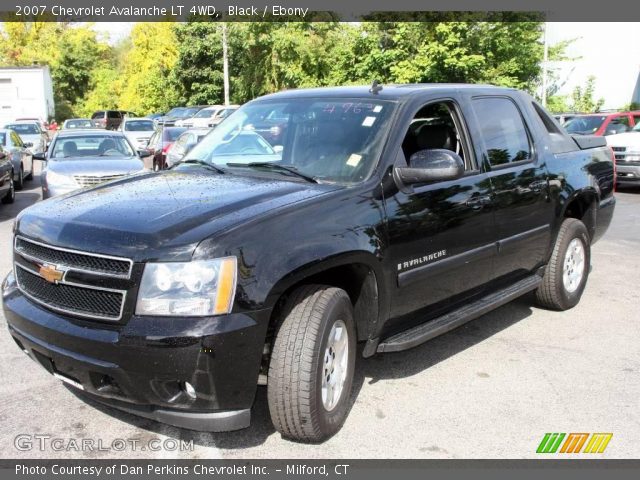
(564, 116, 606, 134)
(182, 98, 395, 184)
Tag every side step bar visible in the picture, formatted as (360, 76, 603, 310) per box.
(377, 275, 542, 353)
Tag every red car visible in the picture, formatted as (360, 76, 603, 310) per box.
(564, 111, 640, 136)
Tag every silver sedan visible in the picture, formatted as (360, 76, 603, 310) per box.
(33, 130, 150, 199)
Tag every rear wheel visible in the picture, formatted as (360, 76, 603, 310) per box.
(536, 218, 590, 310)
(268, 285, 356, 442)
(2, 173, 15, 204)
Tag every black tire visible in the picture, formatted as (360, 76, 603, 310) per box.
(15, 165, 24, 191)
(25, 165, 33, 181)
(536, 218, 590, 310)
(268, 285, 356, 442)
(2, 173, 15, 204)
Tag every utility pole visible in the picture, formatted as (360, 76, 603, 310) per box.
(542, 22, 549, 107)
(222, 22, 230, 106)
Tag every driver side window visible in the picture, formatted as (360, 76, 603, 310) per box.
(401, 101, 472, 171)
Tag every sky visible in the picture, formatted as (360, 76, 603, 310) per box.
(546, 23, 640, 109)
(92, 22, 640, 109)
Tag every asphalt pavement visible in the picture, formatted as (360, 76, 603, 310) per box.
(1, 168, 638, 459)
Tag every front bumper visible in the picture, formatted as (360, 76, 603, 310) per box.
(41, 182, 78, 199)
(2, 271, 270, 432)
(616, 164, 640, 185)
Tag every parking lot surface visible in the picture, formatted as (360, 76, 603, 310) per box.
(1, 170, 638, 459)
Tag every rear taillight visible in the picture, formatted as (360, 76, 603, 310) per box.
(609, 146, 616, 193)
(162, 142, 174, 154)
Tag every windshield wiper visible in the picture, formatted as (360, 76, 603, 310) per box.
(226, 162, 318, 183)
(174, 159, 226, 174)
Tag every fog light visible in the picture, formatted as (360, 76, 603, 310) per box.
(183, 381, 196, 399)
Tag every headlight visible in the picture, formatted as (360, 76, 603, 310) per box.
(624, 153, 640, 161)
(45, 170, 77, 187)
(135, 257, 237, 316)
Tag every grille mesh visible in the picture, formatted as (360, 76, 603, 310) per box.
(74, 174, 125, 188)
(16, 267, 124, 320)
(15, 237, 131, 277)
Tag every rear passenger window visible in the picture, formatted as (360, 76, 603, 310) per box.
(532, 102, 563, 134)
(108, 111, 121, 118)
(472, 97, 531, 167)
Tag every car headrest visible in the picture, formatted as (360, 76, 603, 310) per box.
(415, 124, 455, 150)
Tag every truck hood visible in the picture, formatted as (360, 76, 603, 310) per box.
(606, 132, 640, 148)
(17, 170, 337, 261)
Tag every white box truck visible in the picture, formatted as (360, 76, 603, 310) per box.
(0, 66, 54, 126)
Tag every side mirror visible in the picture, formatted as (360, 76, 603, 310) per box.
(32, 152, 46, 161)
(394, 149, 464, 188)
(138, 149, 152, 158)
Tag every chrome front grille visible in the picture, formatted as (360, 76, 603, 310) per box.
(15, 236, 132, 278)
(15, 265, 125, 321)
(13, 236, 132, 321)
(73, 174, 126, 188)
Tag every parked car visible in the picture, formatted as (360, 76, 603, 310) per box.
(119, 117, 156, 150)
(0, 145, 15, 204)
(15, 117, 48, 132)
(606, 121, 640, 187)
(165, 128, 211, 167)
(62, 118, 95, 130)
(564, 111, 640, 136)
(553, 113, 577, 125)
(146, 112, 164, 126)
(2, 84, 615, 442)
(146, 127, 186, 170)
(175, 105, 221, 128)
(162, 106, 206, 127)
(33, 130, 149, 199)
(175, 106, 238, 128)
(91, 110, 123, 130)
(2, 120, 47, 154)
(0, 128, 34, 190)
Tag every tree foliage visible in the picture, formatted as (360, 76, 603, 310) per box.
(569, 76, 605, 113)
(0, 20, 563, 120)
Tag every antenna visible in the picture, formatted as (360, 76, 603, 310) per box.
(369, 80, 383, 95)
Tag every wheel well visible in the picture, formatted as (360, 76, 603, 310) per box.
(267, 263, 379, 344)
(564, 192, 597, 239)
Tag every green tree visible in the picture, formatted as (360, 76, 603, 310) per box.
(569, 76, 605, 113)
(118, 22, 179, 114)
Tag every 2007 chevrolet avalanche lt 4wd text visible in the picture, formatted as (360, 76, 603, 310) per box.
(2, 85, 615, 442)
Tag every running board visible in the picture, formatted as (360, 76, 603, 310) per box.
(377, 275, 542, 353)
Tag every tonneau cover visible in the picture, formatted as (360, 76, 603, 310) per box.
(572, 135, 607, 150)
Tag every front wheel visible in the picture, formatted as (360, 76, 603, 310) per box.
(536, 218, 591, 310)
(268, 285, 356, 442)
(2, 173, 15, 204)
(15, 166, 24, 190)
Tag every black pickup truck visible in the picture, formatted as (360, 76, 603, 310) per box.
(2, 84, 615, 442)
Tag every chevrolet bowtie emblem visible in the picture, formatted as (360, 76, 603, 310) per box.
(39, 264, 64, 284)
